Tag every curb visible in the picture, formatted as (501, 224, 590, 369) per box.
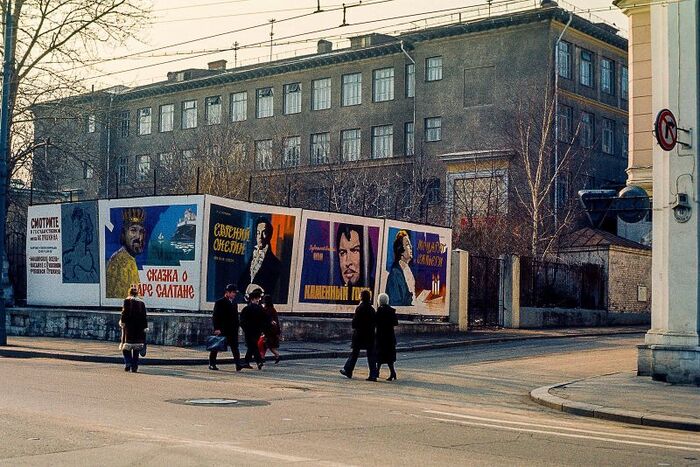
(529, 382, 700, 432)
(0, 329, 646, 366)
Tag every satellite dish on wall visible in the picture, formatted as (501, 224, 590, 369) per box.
(617, 186, 650, 223)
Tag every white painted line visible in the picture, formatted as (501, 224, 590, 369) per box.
(423, 410, 700, 446)
(418, 415, 700, 453)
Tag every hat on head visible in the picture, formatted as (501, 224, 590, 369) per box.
(245, 283, 264, 300)
(225, 284, 238, 293)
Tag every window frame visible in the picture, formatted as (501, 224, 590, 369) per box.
(255, 139, 273, 169)
(405, 63, 415, 97)
(580, 111, 595, 148)
(159, 104, 174, 133)
(601, 58, 615, 95)
(205, 95, 222, 125)
(120, 110, 130, 137)
(310, 132, 330, 165)
(371, 125, 393, 159)
(558, 41, 572, 79)
(256, 87, 274, 119)
(181, 99, 198, 129)
(283, 136, 301, 167)
(602, 118, 615, 155)
(137, 107, 152, 136)
(621, 65, 629, 100)
(283, 83, 302, 115)
(117, 155, 128, 183)
(425, 56, 443, 82)
(311, 78, 332, 111)
(230, 91, 248, 122)
(341, 73, 362, 107)
(136, 154, 151, 182)
(372, 67, 395, 102)
(341, 128, 361, 162)
(87, 114, 96, 133)
(580, 49, 594, 88)
(424, 117, 442, 142)
(404, 121, 414, 156)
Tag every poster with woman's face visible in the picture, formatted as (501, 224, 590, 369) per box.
(293, 211, 384, 312)
(380, 220, 451, 316)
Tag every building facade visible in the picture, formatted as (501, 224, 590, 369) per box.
(32, 3, 629, 235)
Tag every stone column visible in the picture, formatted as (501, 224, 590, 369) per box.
(637, 1, 700, 384)
(500, 255, 521, 329)
(449, 249, 469, 331)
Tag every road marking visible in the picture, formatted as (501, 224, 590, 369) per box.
(418, 412, 700, 453)
(423, 410, 700, 446)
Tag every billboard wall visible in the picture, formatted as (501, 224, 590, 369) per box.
(200, 196, 301, 311)
(293, 211, 384, 313)
(26, 202, 101, 306)
(99, 196, 204, 310)
(379, 220, 452, 316)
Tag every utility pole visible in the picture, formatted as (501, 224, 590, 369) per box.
(0, 4, 14, 346)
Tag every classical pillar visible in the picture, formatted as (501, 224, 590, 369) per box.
(637, 0, 700, 384)
(615, 1, 654, 196)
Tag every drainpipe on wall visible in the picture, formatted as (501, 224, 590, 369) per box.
(400, 41, 416, 154)
(554, 11, 573, 229)
(105, 92, 113, 198)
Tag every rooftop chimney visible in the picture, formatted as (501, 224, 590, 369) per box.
(208, 60, 227, 71)
(540, 0, 558, 7)
(317, 39, 333, 54)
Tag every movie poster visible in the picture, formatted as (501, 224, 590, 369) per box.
(26, 202, 101, 306)
(379, 220, 451, 316)
(99, 196, 204, 310)
(293, 211, 384, 313)
(200, 196, 300, 311)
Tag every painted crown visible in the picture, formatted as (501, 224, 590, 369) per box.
(122, 207, 146, 225)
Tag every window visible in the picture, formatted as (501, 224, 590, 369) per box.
(230, 91, 247, 121)
(255, 139, 273, 169)
(181, 100, 197, 129)
(138, 107, 152, 135)
(117, 156, 128, 183)
(159, 104, 174, 132)
(182, 149, 195, 164)
(580, 50, 594, 87)
(283, 136, 301, 167)
(284, 83, 302, 114)
(371, 125, 393, 159)
(341, 73, 362, 106)
(425, 117, 442, 142)
(602, 118, 615, 154)
(558, 41, 572, 79)
(426, 178, 441, 204)
(622, 124, 629, 158)
(311, 78, 331, 111)
(558, 105, 572, 142)
(621, 65, 629, 100)
(87, 114, 96, 133)
(205, 96, 222, 125)
(601, 58, 615, 95)
(136, 155, 151, 181)
(256, 87, 274, 118)
(580, 111, 594, 148)
(82, 162, 94, 179)
(231, 142, 247, 166)
(120, 111, 130, 137)
(406, 63, 415, 97)
(310, 132, 330, 164)
(341, 129, 361, 161)
(426, 56, 443, 81)
(404, 122, 414, 156)
(159, 152, 175, 171)
(373, 68, 394, 102)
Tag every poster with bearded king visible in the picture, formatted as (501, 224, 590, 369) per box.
(293, 211, 384, 313)
(99, 196, 205, 310)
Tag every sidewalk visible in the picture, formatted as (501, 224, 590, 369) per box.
(5, 325, 698, 432)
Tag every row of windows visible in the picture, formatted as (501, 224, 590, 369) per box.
(109, 57, 443, 136)
(557, 105, 627, 157)
(558, 41, 628, 99)
(115, 118, 443, 180)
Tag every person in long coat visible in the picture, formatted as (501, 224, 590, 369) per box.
(209, 284, 242, 371)
(262, 294, 281, 364)
(240, 285, 267, 369)
(340, 289, 378, 381)
(119, 285, 148, 373)
(375, 293, 398, 381)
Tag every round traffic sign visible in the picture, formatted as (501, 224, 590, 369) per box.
(655, 108, 678, 151)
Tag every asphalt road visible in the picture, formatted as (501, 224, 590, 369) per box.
(2, 334, 699, 466)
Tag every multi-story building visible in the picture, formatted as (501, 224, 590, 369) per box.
(32, 1, 628, 235)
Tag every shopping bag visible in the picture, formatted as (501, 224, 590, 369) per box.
(206, 335, 228, 351)
(257, 334, 267, 358)
(139, 343, 147, 357)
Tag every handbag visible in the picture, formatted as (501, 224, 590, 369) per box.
(139, 343, 147, 357)
(206, 335, 228, 351)
(257, 334, 267, 358)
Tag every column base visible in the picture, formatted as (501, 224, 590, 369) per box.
(638, 344, 700, 385)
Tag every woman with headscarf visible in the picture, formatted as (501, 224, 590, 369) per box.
(262, 294, 281, 364)
(375, 293, 398, 381)
(119, 285, 148, 373)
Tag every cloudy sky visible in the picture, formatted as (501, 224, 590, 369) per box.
(90, 0, 628, 89)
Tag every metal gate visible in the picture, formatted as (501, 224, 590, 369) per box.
(7, 231, 26, 302)
(468, 255, 502, 327)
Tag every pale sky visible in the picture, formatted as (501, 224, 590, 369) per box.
(89, 0, 627, 90)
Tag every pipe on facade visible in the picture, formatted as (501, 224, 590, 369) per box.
(553, 11, 573, 228)
(400, 41, 416, 157)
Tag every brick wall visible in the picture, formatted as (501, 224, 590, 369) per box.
(607, 246, 651, 312)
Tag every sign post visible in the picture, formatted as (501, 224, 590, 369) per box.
(655, 108, 678, 151)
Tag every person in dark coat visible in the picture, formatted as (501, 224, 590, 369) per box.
(240, 285, 267, 369)
(262, 294, 281, 364)
(209, 284, 243, 371)
(340, 289, 378, 381)
(119, 285, 148, 373)
(375, 293, 398, 381)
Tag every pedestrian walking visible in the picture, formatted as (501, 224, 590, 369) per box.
(375, 293, 398, 381)
(119, 285, 148, 373)
(262, 294, 282, 364)
(340, 289, 378, 381)
(209, 284, 243, 371)
(240, 284, 267, 369)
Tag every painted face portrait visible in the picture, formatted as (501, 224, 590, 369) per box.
(401, 235, 413, 263)
(124, 223, 145, 256)
(338, 229, 361, 286)
(255, 221, 268, 248)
